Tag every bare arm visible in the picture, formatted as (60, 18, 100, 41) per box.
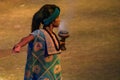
(17, 34, 34, 47)
(12, 34, 34, 53)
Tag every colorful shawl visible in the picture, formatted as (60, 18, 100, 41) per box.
(24, 29, 62, 80)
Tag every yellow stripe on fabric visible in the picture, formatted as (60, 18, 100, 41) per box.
(32, 53, 47, 70)
(32, 53, 57, 80)
(56, 73, 62, 80)
(38, 56, 59, 80)
(31, 52, 44, 67)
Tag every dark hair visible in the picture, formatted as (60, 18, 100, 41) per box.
(31, 4, 60, 32)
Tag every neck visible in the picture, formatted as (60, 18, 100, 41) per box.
(45, 25, 53, 34)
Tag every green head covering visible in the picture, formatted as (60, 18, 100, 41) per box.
(43, 8, 60, 26)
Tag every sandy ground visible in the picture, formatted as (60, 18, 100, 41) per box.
(0, 0, 120, 80)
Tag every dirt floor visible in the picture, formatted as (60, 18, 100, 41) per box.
(0, 0, 120, 80)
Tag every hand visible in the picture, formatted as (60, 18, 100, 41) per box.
(60, 41, 66, 51)
(12, 44, 21, 53)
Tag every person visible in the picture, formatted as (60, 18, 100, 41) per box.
(12, 4, 66, 80)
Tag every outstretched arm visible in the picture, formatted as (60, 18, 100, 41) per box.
(12, 34, 34, 53)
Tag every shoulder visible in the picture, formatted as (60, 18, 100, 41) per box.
(30, 29, 45, 38)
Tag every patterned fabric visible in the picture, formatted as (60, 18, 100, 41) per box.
(24, 29, 62, 80)
(41, 29, 61, 55)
